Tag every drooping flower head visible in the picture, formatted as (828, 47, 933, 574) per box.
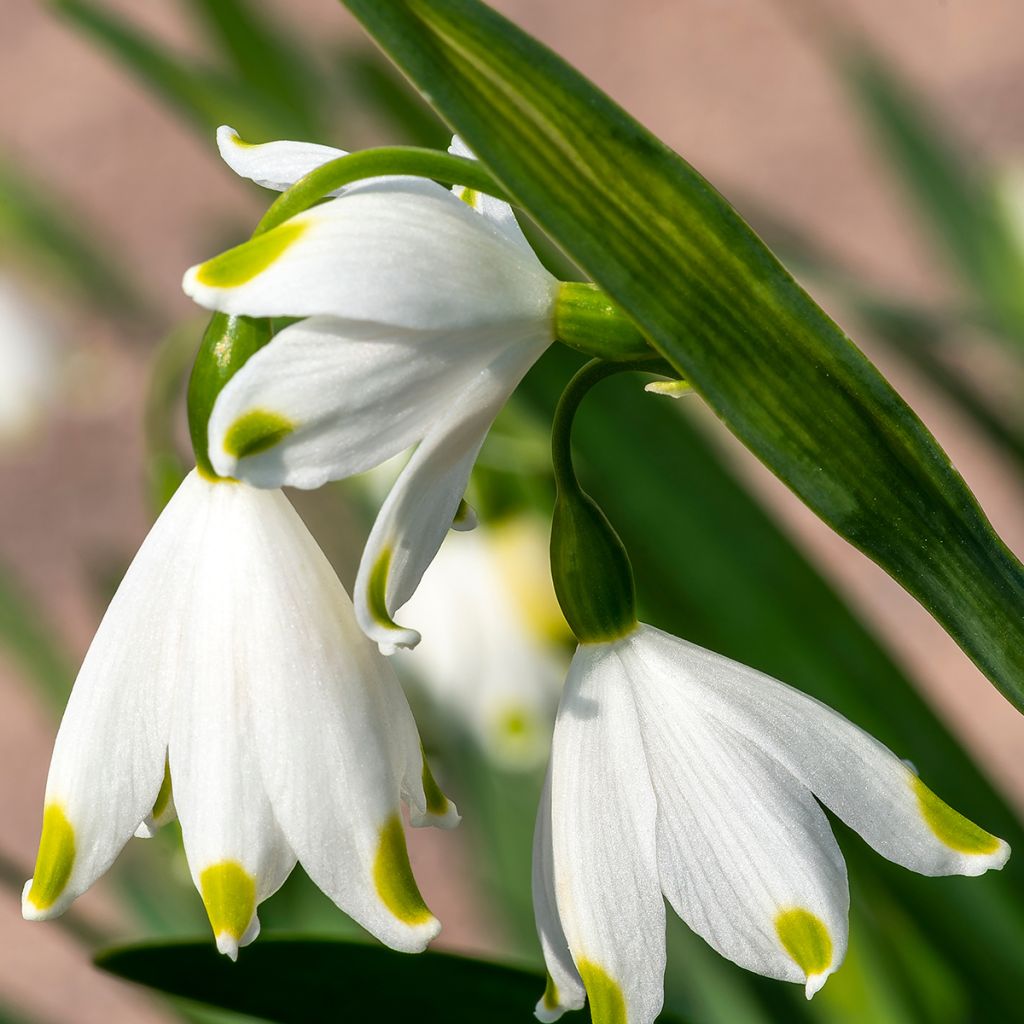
(24, 315, 457, 958)
(534, 623, 1010, 1023)
(535, 361, 1010, 1023)
(182, 128, 559, 654)
(396, 515, 568, 770)
(0, 275, 59, 444)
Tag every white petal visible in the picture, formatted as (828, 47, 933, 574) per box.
(354, 343, 544, 654)
(0, 277, 59, 443)
(236, 485, 442, 952)
(207, 316, 542, 489)
(217, 125, 349, 193)
(169, 480, 298, 957)
(549, 643, 666, 1024)
(638, 626, 1010, 877)
(627, 627, 849, 997)
(182, 186, 556, 327)
(447, 135, 534, 255)
(396, 525, 563, 770)
(532, 766, 585, 1022)
(216, 125, 435, 198)
(22, 471, 208, 921)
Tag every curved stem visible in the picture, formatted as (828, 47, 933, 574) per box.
(254, 147, 511, 235)
(550, 357, 676, 490)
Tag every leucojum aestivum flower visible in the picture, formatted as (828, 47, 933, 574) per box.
(22, 312, 458, 959)
(24, 126, 1009, 1024)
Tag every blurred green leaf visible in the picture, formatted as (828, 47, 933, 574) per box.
(844, 50, 1024, 345)
(342, 0, 1024, 713)
(0, 157, 152, 322)
(98, 937, 690, 1023)
(0, 567, 72, 710)
(182, 0, 326, 138)
(52, 0, 294, 140)
(144, 321, 204, 513)
(338, 47, 448, 148)
(0, 1000, 46, 1024)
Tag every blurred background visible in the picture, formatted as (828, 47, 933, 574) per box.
(2, 1, 1024, 1021)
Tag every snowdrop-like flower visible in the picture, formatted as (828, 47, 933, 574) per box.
(0, 276, 58, 444)
(23, 468, 457, 959)
(534, 623, 1010, 1023)
(182, 128, 558, 654)
(397, 517, 567, 770)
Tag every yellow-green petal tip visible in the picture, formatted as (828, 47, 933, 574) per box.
(200, 860, 257, 959)
(194, 218, 308, 289)
(775, 908, 833, 997)
(24, 803, 76, 915)
(224, 409, 295, 460)
(373, 814, 434, 928)
(578, 960, 626, 1024)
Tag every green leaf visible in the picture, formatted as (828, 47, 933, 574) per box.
(0, 156, 152, 322)
(340, 0, 1024, 712)
(98, 937, 689, 1023)
(338, 46, 449, 148)
(182, 0, 326, 138)
(52, 0, 294, 140)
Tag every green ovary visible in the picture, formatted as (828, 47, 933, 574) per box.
(912, 776, 1001, 854)
(578, 960, 626, 1024)
(775, 908, 832, 977)
(224, 409, 295, 459)
(199, 861, 256, 941)
(27, 803, 76, 911)
(195, 219, 308, 288)
(373, 815, 433, 925)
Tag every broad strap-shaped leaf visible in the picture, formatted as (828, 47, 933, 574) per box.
(98, 937, 689, 1023)
(341, 0, 1024, 711)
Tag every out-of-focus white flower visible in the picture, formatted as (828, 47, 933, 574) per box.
(23, 469, 457, 959)
(534, 623, 1010, 1023)
(397, 517, 568, 771)
(0, 276, 58, 444)
(181, 128, 557, 654)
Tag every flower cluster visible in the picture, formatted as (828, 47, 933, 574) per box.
(24, 129, 1009, 1024)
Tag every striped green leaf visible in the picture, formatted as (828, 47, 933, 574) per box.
(340, 0, 1024, 712)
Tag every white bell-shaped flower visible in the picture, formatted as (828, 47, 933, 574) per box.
(397, 517, 568, 771)
(22, 469, 457, 959)
(182, 128, 557, 655)
(534, 623, 1010, 1023)
(0, 276, 59, 444)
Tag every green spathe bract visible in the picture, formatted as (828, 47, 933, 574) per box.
(551, 486, 636, 643)
(339, 0, 1024, 711)
(549, 361, 648, 643)
(187, 313, 273, 479)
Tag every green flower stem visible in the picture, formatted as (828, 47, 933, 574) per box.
(550, 358, 676, 643)
(253, 146, 511, 235)
(187, 313, 273, 478)
(554, 282, 653, 361)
